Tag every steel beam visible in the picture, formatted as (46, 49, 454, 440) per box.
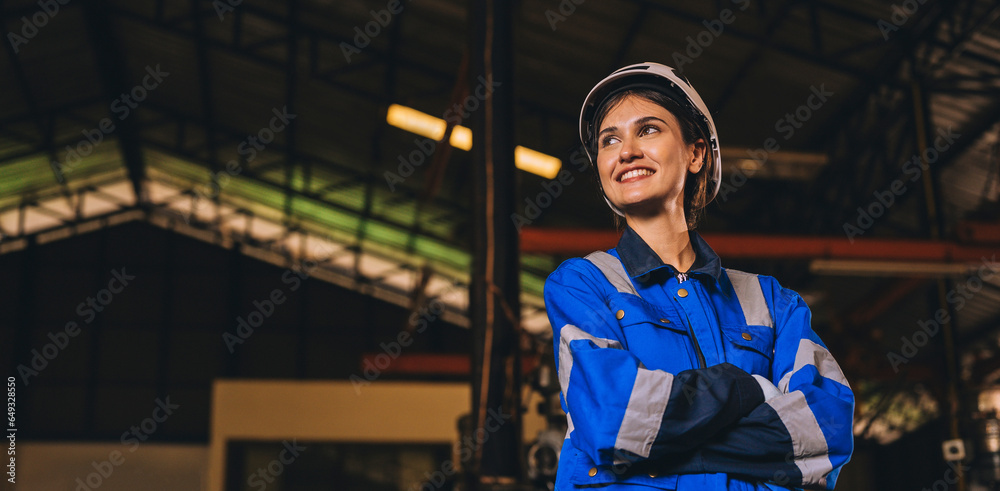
(82, 0, 148, 205)
(713, 0, 799, 114)
(520, 227, 1000, 261)
(629, 0, 873, 81)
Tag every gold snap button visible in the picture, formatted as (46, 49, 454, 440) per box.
(615, 309, 625, 320)
(677, 288, 688, 298)
(589, 467, 598, 477)
(742, 332, 752, 341)
(648, 471, 658, 478)
(659, 318, 670, 324)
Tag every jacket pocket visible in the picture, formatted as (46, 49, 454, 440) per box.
(608, 293, 694, 373)
(720, 323, 775, 378)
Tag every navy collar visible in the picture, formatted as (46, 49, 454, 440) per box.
(616, 225, 722, 282)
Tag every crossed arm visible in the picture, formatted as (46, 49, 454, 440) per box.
(545, 261, 854, 489)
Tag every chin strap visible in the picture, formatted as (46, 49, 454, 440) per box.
(602, 195, 625, 216)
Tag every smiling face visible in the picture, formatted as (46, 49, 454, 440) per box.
(595, 94, 706, 220)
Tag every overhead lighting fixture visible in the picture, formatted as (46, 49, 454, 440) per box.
(386, 104, 473, 151)
(386, 104, 563, 178)
(514, 146, 561, 179)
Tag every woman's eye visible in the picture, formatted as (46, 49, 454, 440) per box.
(600, 136, 619, 147)
(640, 125, 659, 136)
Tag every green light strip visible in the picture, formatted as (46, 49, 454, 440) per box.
(0, 147, 550, 298)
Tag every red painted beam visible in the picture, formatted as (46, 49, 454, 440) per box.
(958, 220, 1000, 244)
(847, 277, 928, 326)
(520, 227, 999, 262)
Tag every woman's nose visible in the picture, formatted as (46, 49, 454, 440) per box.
(619, 137, 642, 162)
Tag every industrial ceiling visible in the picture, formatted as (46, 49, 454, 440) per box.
(2, 0, 1000, 446)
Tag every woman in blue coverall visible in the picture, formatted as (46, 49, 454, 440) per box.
(543, 63, 855, 490)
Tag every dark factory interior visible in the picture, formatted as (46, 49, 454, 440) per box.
(1, 0, 1000, 490)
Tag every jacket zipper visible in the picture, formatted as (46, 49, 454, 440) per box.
(688, 326, 707, 369)
(676, 271, 705, 368)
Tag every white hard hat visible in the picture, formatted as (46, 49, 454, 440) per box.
(578, 62, 722, 215)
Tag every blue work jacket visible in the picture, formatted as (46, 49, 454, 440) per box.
(544, 227, 854, 490)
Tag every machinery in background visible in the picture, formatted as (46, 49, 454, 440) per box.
(424, 341, 563, 491)
(524, 349, 565, 491)
(970, 387, 1000, 490)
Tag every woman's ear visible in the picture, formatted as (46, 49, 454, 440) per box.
(688, 138, 707, 173)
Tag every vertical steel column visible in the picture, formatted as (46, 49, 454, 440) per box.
(224, 243, 244, 377)
(912, 75, 965, 491)
(282, 0, 298, 220)
(12, 237, 37, 431)
(469, 0, 521, 489)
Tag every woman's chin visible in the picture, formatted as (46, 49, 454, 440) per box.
(616, 198, 665, 217)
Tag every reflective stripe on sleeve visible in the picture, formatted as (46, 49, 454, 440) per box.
(613, 367, 673, 461)
(558, 324, 623, 397)
(766, 391, 833, 486)
(777, 339, 851, 394)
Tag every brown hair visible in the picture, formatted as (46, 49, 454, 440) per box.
(591, 88, 711, 229)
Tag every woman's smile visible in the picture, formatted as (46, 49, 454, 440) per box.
(617, 167, 656, 183)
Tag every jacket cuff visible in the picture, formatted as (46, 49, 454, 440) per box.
(751, 374, 782, 401)
(733, 372, 765, 415)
